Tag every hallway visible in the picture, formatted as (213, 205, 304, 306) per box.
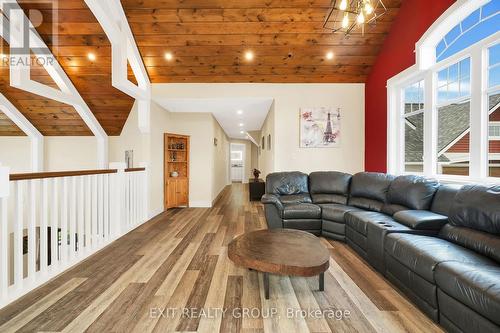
(0, 184, 441, 333)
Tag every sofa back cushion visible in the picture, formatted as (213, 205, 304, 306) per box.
(449, 185, 500, 234)
(381, 175, 440, 215)
(266, 172, 309, 196)
(348, 172, 395, 212)
(439, 224, 500, 263)
(309, 171, 352, 204)
(430, 184, 462, 216)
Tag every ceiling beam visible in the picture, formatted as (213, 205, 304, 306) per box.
(0, 93, 43, 171)
(85, 0, 152, 133)
(0, 0, 108, 168)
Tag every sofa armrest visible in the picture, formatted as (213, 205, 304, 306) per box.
(393, 210, 448, 230)
(261, 194, 284, 211)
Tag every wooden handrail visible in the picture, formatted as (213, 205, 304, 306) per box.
(125, 168, 146, 172)
(9, 169, 118, 181)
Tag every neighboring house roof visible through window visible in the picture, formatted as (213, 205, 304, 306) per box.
(436, 0, 500, 62)
(405, 93, 500, 163)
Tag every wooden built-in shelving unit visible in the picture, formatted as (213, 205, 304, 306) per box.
(164, 133, 190, 209)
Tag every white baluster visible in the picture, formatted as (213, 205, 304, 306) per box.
(27, 180, 36, 280)
(61, 178, 69, 264)
(84, 176, 91, 251)
(13, 181, 23, 288)
(0, 165, 10, 299)
(69, 178, 77, 260)
(98, 174, 104, 244)
(103, 174, 109, 241)
(50, 178, 59, 268)
(91, 175, 98, 248)
(77, 177, 84, 256)
(40, 179, 48, 275)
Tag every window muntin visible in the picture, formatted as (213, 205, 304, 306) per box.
(437, 58, 471, 104)
(436, 1, 500, 62)
(489, 43, 500, 88)
(403, 81, 424, 173)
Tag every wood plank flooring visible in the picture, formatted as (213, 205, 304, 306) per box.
(0, 184, 443, 333)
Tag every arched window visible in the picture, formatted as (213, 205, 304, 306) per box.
(387, 0, 500, 181)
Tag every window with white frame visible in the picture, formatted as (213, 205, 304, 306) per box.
(403, 80, 425, 173)
(488, 42, 500, 177)
(436, 58, 471, 176)
(388, 0, 500, 181)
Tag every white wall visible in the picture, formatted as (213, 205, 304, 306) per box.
(0, 137, 31, 173)
(213, 118, 230, 202)
(44, 137, 98, 171)
(0, 136, 99, 173)
(153, 83, 365, 175)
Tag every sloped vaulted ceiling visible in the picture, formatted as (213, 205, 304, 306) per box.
(0, 0, 402, 136)
(0, 0, 135, 136)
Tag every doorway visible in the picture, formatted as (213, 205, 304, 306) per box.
(230, 143, 246, 183)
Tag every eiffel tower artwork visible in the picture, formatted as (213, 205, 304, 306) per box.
(300, 107, 341, 148)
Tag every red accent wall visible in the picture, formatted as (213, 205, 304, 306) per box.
(364, 0, 455, 172)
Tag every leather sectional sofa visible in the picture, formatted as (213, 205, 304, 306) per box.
(262, 171, 500, 333)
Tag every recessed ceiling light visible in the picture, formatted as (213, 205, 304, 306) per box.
(237, 110, 243, 115)
(239, 123, 244, 127)
(244, 51, 254, 61)
(240, 131, 244, 134)
(326, 51, 334, 60)
(87, 53, 96, 61)
(165, 52, 173, 61)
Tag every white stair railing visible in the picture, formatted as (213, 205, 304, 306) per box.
(0, 164, 148, 309)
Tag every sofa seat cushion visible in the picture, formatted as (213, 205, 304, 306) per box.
(282, 203, 321, 219)
(283, 219, 322, 231)
(320, 204, 362, 222)
(280, 194, 312, 205)
(345, 211, 394, 236)
(385, 234, 495, 283)
(436, 261, 500, 326)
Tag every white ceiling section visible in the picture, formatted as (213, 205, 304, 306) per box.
(154, 97, 273, 139)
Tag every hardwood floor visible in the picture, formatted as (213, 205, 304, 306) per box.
(0, 184, 443, 333)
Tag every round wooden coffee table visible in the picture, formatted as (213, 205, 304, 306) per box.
(228, 229, 330, 299)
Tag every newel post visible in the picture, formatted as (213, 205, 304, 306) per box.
(109, 162, 126, 238)
(0, 162, 10, 300)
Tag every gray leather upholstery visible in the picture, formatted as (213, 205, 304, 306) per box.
(283, 203, 321, 219)
(266, 171, 309, 195)
(386, 175, 440, 210)
(393, 210, 448, 230)
(345, 211, 394, 236)
(309, 171, 352, 204)
(348, 172, 394, 212)
(385, 233, 495, 283)
(435, 261, 500, 327)
(431, 184, 461, 216)
(321, 204, 361, 222)
(262, 171, 500, 332)
(439, 224, 500, 263)
(279, 194, 312, 204)
(449, 185, 500, 234)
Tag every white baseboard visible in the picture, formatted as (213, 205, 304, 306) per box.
(148, 207, 164, 219)
(189, 200, 212, 208)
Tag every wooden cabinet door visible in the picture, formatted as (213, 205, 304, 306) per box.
(166, 179, 177, 208)
(177, 179, 188, 206)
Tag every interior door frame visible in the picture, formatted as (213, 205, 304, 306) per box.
(230, 142, 246, 183)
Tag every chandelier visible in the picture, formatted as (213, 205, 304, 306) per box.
(323, 0, 387, 37)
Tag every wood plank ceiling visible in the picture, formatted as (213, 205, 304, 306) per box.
(122, 0, 402, 83)
(0, 0, 135, 136)
(0, 0, 402, 136)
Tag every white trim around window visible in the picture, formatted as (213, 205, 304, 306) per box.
(387, 0, 500, 184)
